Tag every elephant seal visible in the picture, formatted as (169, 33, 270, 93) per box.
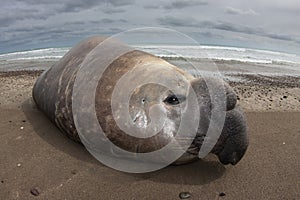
(33, 36, 248, 167)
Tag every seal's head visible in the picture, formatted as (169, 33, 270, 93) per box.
(83, 41, 248, 166)
(118, 63, 248, 165)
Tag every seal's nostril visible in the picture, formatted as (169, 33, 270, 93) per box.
(218, 151, 240, 165)
(133, 116, 138, 123)
(230, 151, 237, 165)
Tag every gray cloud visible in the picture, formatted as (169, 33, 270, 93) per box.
(164, 0, 208, 9)
(59, 0, 102, 12)
(90, 18, 127, 25)
(144, 0, 207, 10)
(60, 0, 135, 12)
(263, 33, 294, 42)
(59, 0, 135, 13)
(225, 7, 259, 15)
(0, 21, 117, 53)
(64, 21, 86, 26)
(90, 18, 127, 24)
(143, 5, 160, 9)
(213, 21, 260, 35)
(0, 0, 133, 29)
(110, 27, 124, 33)
(158, 16, 300, 43)
(1, 0, 300, 54)
(0, 6, 52, 27)
(100, 18, 115, 23)
(0, 2, 60, 28)
(109, 0, 135, 7)
(158, 16, 199, 27)
(190, 31, 224, 40)
(102, 7, 126, 14)
(0, 14, 129, 44)
(16, 0, 62, 4)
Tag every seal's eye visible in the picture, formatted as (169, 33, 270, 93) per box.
(164, 94, 184, 105)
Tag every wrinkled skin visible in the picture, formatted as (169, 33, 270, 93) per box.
(33, 36, 248, 166)
(125, 79, 248, 165)
(188, 78, 248, 165)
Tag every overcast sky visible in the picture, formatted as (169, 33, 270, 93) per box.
(1, 0, 300, 54)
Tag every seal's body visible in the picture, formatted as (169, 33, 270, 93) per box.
(33, 36, 248, 165)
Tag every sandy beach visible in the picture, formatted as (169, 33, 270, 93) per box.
(0, 70, 299, 200)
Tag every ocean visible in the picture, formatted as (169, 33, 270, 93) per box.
(1, 45, 300, 78)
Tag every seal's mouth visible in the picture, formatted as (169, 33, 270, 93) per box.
(187, 78, 248, 165)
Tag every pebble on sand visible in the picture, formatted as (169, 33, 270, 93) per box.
(219, 192, 226, 197)
(179, 192, 191, 199)
(17, 163, 21, 167)
(30, 188, 40, 196)
(20, 127, 24, 130)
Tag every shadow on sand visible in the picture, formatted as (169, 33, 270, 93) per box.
(22, 98, 226, 185)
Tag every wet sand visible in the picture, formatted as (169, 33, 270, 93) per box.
(0, 71, 299, 199)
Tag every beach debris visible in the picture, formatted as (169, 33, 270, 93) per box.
(219, 192, 226, 197)
(17, 163, 21, 167)
(20, 126, 24, 130)
(16, 136, 22, 140)
(179, 192, 191, 199)
(30, 188, 40, 196)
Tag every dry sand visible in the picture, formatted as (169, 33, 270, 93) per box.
(0, 71, 299, 200)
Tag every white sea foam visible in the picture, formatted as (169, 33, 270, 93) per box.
(0, 48, 69, 61)
(134, 45, 300, 65)
(1, 45, 300, 75)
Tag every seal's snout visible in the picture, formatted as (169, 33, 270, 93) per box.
(212, 102, 248, 165)
(214, 108, 248, 165)
(190, 78, 248, 165)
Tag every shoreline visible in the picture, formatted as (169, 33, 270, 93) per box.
(1, 70, 299, 112)
(1, 56, 300, 76)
